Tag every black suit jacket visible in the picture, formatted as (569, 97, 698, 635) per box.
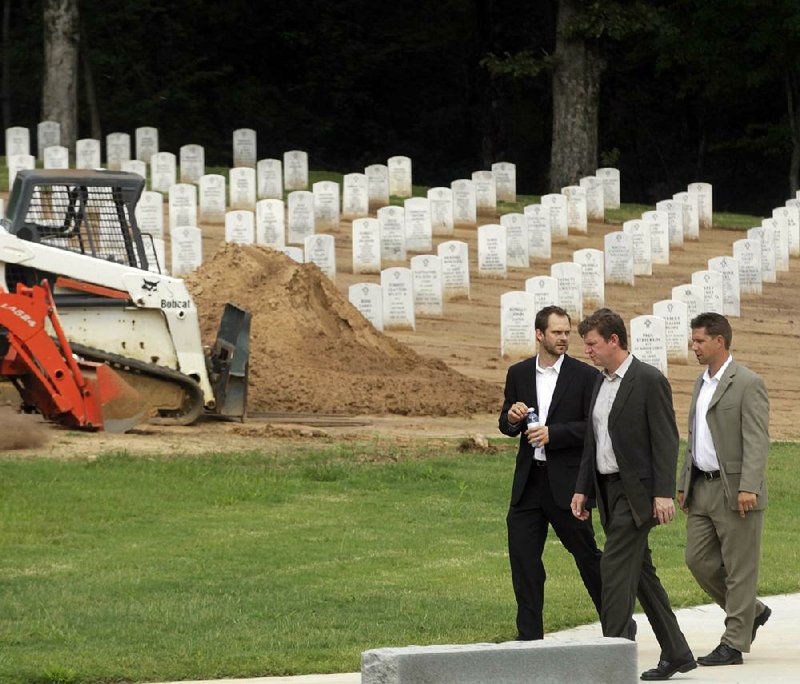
(499, 354, 600, 509)
(576, 355, 679, 528)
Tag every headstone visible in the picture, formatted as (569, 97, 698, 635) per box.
(472, 170, 497, 217)
(573, 248, 605, 311)
(378, 205, 406, 262)
(630, 315, 668, 375)
(279, 246, 304, 263)
(622, 219, 652, 276)
(170, 226, 203, 276)
(387, 156, 412, 198)
(732, 238, 762, 295)
(121, 159, 147, 179)
(352, 218, 382, 274)
(671, 283, 704, 334)
(604, 231, 635, 286)
(688, 182, 713, 229)
(501, 213, 529, 268)
(404, 197, 432, 253)
(225, 210, 255, 244)
(524, 204, 552, 260)
(596, 167, 620, 209)
(5, 126, 30, 157)
(708, 256, 741, 317)
(655, 199, 685, 249)
(746, 226, 777, 283)
(256, 198, 286, 248)
(551, 261, 583, 321)
(451, 179, 477, 228)
(437, 240, 470, 301)
(145, 236, 166, 274)
(180, 144, 205, 184)
(500, 291, 538, 359)
(411, 254, 444, 317)
(75, 139, 101, 169)
(43, 145, 69, 169)
(342, 172, 369, 220)
(772, 206, 800, 259)
(673, 191, 699, 240)
(37, 121, 60, 160)
(284, 150, 309, 191)
(151, 152, 177, 193)
(561, 185, 588, 234)
(366, 164, 390, 210)
(477, 224, 508, 278)
(313, 180, 340, 232)
(524, 275, 560, 312)
(287, 190, 315, 245)
(229, 167, 257, 210)
(579, 176, 604, 222)
(540, 193, 569, 243)
(691, 270, 724, 314)
(428, 187, 454, 236)
(381, 267, 415, 330)
(106, 132, 131, 170)
(652, 300, 689, 363)
(257, 158, 283, 199)
(642, 210, 670, 265)
(168, 183, 198, 230)
(349, 283, 383, 331)
(232, 128, 256, 168)
(492, 162, 516, 203)
(304, 234, 336, 281)
(135, 126, 159, 163)
(199, 174, 227, 224)
(135, 190, 164, 239)
(762, 217, 789, 272)
(8, 154, 35, 189)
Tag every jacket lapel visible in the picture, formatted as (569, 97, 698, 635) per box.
(608, 356, 636, 428)
(546, 355, 572, 418)
(708, 361, 737, 411)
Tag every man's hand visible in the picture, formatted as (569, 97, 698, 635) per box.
(652, 496, 675, 525)
(526, 425, 549, 447)
(737, 491, 758, 518)
(677, 490, 687, 513)
(507, 401, 528, 425)
(571, 493, 589, 521)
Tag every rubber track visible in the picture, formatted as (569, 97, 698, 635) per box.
(68, 341, 205, 426)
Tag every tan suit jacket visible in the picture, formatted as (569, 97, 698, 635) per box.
(679, 359, 769, 509)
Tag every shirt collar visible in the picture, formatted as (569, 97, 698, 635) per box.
(603, 352, 633, 380)
(702, 354, 733, 383)
(536, 353, 564, 374)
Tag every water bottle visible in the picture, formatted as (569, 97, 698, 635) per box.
(526, 408, 541, 447)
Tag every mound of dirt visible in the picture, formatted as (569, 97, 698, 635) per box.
(185, 244, 500, 415)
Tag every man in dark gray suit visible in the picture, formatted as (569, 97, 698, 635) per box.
(571, 309, 695, 681)
(499, 305, 602, 641)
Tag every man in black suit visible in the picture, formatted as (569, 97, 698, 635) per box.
(571, 309, 695, 681)
(499, 305, 602, 641)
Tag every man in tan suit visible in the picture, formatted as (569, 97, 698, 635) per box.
(678, 312, 771, 667)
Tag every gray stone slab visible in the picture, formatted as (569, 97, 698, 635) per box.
(361, 638, 636, 684)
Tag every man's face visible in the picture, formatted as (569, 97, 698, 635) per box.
(582, 328, 616, 369)
(536, 314, 571, 357)
(691, 327, 725, 366)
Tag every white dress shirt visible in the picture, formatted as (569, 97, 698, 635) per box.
(693, 354, 733, 472)
(533, 354, 564, 461)
(593, 353, 634, 475)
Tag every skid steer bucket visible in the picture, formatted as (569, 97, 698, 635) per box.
(208, 303, 251, 420)
(80, 362, 149, 433)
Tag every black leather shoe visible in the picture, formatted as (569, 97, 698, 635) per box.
(640, 657, 697, 680)
(752, 605, 772, 643)
(697, 643, 743, 666)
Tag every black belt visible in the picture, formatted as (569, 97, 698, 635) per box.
(598, 472, 621, 482)
(693, 465, 721, 481)
(533, 460, 547, 467)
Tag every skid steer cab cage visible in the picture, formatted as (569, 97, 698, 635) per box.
(3, 169, 152, 271)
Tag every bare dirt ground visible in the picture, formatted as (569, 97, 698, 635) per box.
(3, 199, 799, 459)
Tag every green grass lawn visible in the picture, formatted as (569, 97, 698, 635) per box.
(1, 440, 798, 684)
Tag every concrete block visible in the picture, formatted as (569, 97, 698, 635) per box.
(362, 637, 636, 684)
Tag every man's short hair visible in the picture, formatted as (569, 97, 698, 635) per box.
(691, 312, 732, 349)
(577, 308, 628, 350)
(535, 305, 571, 333)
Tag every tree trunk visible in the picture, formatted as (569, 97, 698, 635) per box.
(787, 70, 800, 196)
(2, 0, 11, 132)
(42, 0, 79, 153)
(81, 38, 101, 140)
(549, 0, 604, 192)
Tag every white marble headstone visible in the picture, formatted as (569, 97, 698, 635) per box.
(541, 193, 569, 243)
(561, 185, 588, 234)
(225, 210, 255, 244)
(478, 224, 508, 278)
(472, 170, 497, 217)
(708, 256, 740, 317)
(671, 283, 704, 334)
(579, 176, 604, 222)
(256, 198, 286, 248)
(168, 183, 198, 230)
(623, 219, 653, 276)
(180, 144, 205, 184)
(257, 158, 283, 199)
(304, 234, 336, 281)
(492, 162, 516, 203)
(428, 187, 454, 236)
(604, 231, 635, 286)
(437, 240, 470, 301)
(151, 152, 177, 193)
(43, 145, 69, 169)
(348, 283, 383, 331)
(631, 315, 668, 375)
(596, 168, 620, 209)
(388, 156, 412, 198)
(573, 248, 605, 311)
(772, 206, 800, 258)
(691, 270, 724, 314)
(342, 173, 369, 220)
(732, 238, 762, 295)
(500, 291, 538, 359)
(145, 236, 166, 274)
(673, 191, 699, 241)
(8, 154, 35, 189)
(746, 226, 777, 283)
(37, 121, 60, 160)
(352, 218, 381, 275)
(121, 159, 147, 179)
(366, 164, 390, 209)
(229, 167, 257, 210)
(135, 126, 158, 163)
(524, 204, 552, 260)
(6, 126, 30, 157)
(378, 205, 406, 262)
(199, 174, 227, 224)
(411, 254, 443, 317)
(279, 246, 304, 263)
(284, 150, 309, 191)
(524, 275, 560, 313)
(501, 212, 529, 268)
(642, 210, 670, 265)
(135, 190, 164, 239)
(652, 300, 688, 363)
(232, 129, 257, 168)
(313, 180, 340, 232)
(655, 200, 685, 249)
(287, 190, 315, 245)
(551, 261, 583, 321)
(762, 217, 789, 272)
(106, 132, 131, 170)
(404, 197, 432, 253)
(170, 226, 202, 275)
(688, 182, 713, 230)
(76, 139, 101, 170)
(451, 179, 477, 227)
(381, 267, 415, 330)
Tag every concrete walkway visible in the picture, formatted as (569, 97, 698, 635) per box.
(151, 593, 799, 683)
